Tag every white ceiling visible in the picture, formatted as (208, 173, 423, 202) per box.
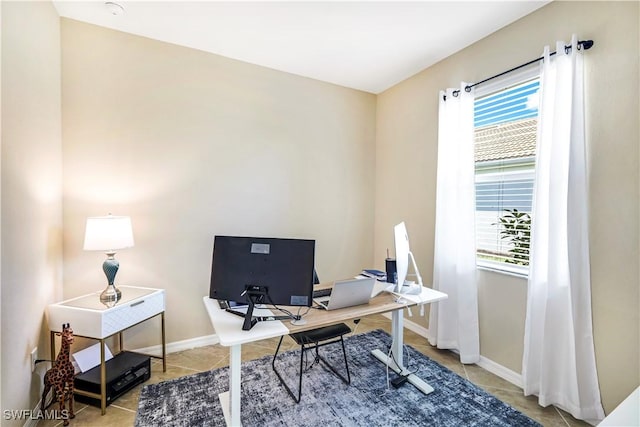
(52, 1, 550, 94)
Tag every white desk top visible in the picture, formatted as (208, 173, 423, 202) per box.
(202, 297, 289, 347)
(387, 286, 448, 305)
(203, 285, 448, 347)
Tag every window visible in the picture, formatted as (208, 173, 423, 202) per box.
(474, 79, 539, 275)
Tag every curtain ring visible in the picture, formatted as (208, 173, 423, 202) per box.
(464, 86, 472, 93)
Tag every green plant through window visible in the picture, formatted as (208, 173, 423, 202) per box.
(495, 208, 531, 265)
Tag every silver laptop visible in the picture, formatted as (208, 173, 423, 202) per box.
(314, 278, 376, 310)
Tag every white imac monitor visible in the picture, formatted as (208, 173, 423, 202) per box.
(394, 222, 423, 295)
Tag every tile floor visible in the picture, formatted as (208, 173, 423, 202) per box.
(38, 315, 590, 427)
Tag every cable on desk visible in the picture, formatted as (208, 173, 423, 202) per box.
(296, 306, 312, 318)
(265, 295, 299, 321)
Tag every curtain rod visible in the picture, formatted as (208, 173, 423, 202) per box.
(446, 39, 594, 100)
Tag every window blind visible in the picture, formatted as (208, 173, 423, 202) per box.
(474, 78, 539, 271)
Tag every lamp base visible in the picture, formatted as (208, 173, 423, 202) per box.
(100, 284, 122, 304)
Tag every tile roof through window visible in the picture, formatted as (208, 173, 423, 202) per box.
(475, 118, 537, 162)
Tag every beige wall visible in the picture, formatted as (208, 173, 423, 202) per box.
(60, 19, 377, 349)
(2, 0, 637, 418)
(0, 0, 63, 422)
(374, 0, 639, 414)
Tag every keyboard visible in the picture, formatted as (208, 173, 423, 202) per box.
(312, 288, 332, 298)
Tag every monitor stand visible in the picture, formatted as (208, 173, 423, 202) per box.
(394, 251, 423, 303)
(227, 286, 300, 331)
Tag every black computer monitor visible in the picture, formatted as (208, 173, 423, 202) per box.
(209, 235, 315, 330)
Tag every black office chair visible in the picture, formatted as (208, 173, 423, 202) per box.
(271, 271, 352, 403)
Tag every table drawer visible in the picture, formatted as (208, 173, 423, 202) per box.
(101, 291, 164, 337)
(48, 286, 165, 339)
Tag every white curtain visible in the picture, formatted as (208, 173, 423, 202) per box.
(522, 35, 605, 422)
(428, 83, 479, 364)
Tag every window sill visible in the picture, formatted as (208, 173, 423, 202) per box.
(476, 260, 529, 279)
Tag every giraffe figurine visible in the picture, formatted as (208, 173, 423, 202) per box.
(41, 323, 75, 425)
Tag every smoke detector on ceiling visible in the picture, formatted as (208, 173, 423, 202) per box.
(105, 2, 125, 16)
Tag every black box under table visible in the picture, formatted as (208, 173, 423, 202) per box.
(74, 351, 151, 407)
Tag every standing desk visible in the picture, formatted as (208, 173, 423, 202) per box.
(202, 284, 447, 427)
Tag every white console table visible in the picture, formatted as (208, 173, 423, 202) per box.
(47, 285, 166, 415)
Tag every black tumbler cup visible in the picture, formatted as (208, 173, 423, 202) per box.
(385, 258, 397, 284)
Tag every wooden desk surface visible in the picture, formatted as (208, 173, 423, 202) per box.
(203, 282, 447, 343)
(287, 292, 402, 334)
(285, 282, 442, 334)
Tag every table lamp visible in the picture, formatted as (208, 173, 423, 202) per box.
(83, 214, 134, 304)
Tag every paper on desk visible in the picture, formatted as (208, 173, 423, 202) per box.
(72, 343, 113, 373)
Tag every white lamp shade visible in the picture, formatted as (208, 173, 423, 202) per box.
(83, 215, 134, 251)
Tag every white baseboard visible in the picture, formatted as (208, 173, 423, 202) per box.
(22, 402, 40, 427)
(131, 319, 524, 394)
(131, 314, 429, 357)
(380, 311, 430, 337)
(476, 355, 524, 389)
(380, 312, 524, 390)
(133, 313, 429, 356)
(22, 400, 58, 427)
(132, 334, 218, 356)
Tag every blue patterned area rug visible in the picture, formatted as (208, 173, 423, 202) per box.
(135, 329, 539, 426)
